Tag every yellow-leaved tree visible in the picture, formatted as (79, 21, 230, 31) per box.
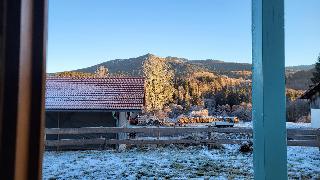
(143, 56, 174, 112)
(95, 66, 109, 77)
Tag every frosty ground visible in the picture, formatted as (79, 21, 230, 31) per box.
(43, 123, 320, 179)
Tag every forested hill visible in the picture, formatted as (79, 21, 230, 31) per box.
(75, 54, 252, 76)
(71, 53, 314, 90)
(190, 60, 252, 72)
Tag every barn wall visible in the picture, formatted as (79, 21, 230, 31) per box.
(310, 94, 320, 109)
(46, 111, 117, 140)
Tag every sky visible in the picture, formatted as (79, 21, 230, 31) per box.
(47, 0, 320, 73)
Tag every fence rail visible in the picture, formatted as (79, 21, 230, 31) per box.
(45, 127, 320, 150)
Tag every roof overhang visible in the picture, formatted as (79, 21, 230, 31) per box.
(300, 83, 320, 99)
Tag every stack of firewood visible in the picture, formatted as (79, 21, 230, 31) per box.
(178, 116, 218, 124)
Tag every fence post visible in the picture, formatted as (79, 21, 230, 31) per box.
(317, 129, 320, 151)
(207, 125, 212, 149)
(208, 128, 212, 140)
(157, 125, 160, 140)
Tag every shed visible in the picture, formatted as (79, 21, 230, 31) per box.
(45, 77, 145, 140)
(300, 83, 320, 108)
(300, 83, 320, 128)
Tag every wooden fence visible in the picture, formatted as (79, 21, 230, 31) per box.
(45, 127, 320, 150)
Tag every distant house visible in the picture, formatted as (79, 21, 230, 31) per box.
(45, 77, 145, 140)
(300, 83, 320, 108)
(300, 83, 320, 128)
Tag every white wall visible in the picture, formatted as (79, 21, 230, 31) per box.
(311, 109, 320, 128)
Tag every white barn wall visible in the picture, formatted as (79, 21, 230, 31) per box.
(311, 109, 320, 128)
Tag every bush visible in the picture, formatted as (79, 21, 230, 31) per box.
(296, 115, 311, 123)
(215, 104, 231, 116)
(239, 141, 253, 153)
(286, 99, 309, 122)
(231, 103, 252, 121)
(166, 104, 184, 118)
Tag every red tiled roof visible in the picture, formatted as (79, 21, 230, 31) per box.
(45, 77, 145, 111)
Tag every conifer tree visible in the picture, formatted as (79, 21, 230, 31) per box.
(311, 54, 320, 84)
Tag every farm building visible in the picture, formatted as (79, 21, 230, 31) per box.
(300, 83, 320, 128)
(45, 77, 145, 140)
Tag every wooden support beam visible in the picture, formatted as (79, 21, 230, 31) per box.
(287, 140, 319, 147)
(45, 138, 319, 148)
(45, 127, 320, 136)
(45, 138, 248, 147)
(0, 0, 47, 179)
(117, 112, 128, 150)
(252, 0, 287, 179)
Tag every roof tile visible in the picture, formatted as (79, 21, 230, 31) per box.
(46, 77, 145, 110)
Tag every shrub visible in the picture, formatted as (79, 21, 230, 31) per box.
(166, 104, 184, 118)
(215, 104, 231, 116)
(239, 141, 253, 153)
(286, 99, 309, 122)
(231, 103, 252, 121)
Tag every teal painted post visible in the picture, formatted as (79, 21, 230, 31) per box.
(252, 0, 287, 179)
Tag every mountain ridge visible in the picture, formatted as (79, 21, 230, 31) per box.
(65, 53, 314, 90)
(74, 53, 313, 73)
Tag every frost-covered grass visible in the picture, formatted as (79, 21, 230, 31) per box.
(43, 122, 318, 179)
(43, 145, 319, 179)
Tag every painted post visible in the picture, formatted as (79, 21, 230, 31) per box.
(252, 0, 287, 179)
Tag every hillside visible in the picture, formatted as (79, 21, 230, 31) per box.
(286, 69, 314, 90)
(190, 60, 252, 72)
(71, 53, 313, 90)
(76, 54, 146, 76)
(75, 54, 253, 76)
(286, 64, 314, 72)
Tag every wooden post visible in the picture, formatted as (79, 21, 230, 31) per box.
(157, 125, 160, 140)
(207, 125, 212, 149)
(0, 0, 47, 179)
(317, 131, 320, 151)
(252, 0, 287, 179)
(57, 112, 60, 151)
(117, 112, 128, 151)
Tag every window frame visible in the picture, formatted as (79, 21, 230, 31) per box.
(0, 0, 287, 179)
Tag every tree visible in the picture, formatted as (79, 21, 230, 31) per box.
(143, 56, 174, 112)
(95, 66, 109, 77)
(286, 88, 304, 102)
(311, 54, 320, 84)
(184, 85, 191, 110)
(55, 71, 94, 78)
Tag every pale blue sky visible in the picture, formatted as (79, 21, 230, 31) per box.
(47, 0, 320, 73)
